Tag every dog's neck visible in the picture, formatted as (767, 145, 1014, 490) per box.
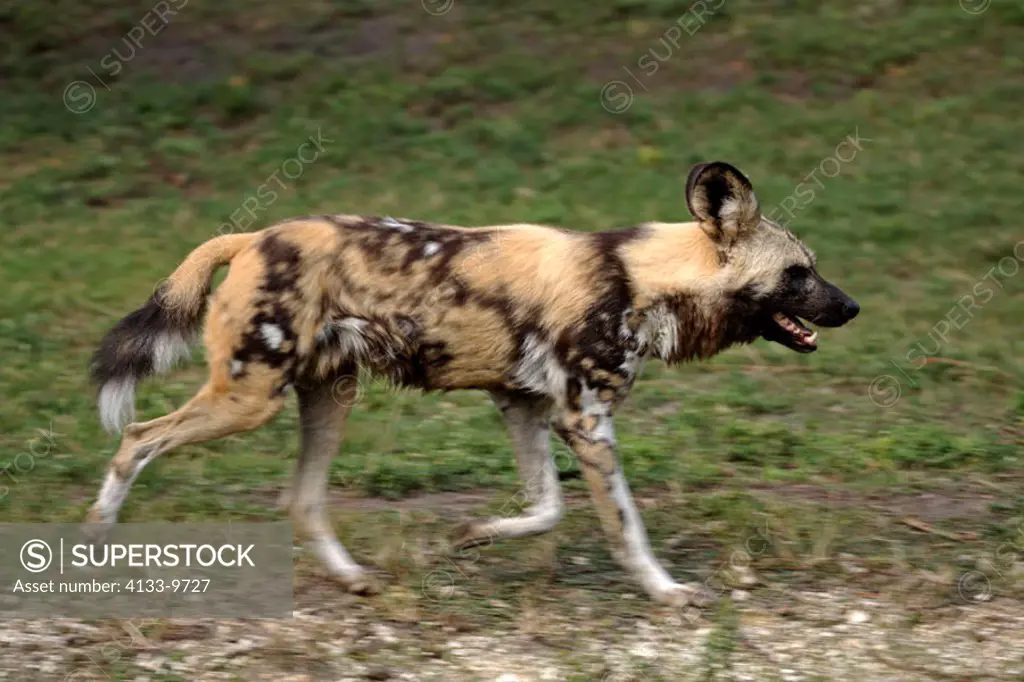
(633, 294, 760, 364)
(612, 222, 756, 363)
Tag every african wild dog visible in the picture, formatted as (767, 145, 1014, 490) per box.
(88, 162, 859, 606)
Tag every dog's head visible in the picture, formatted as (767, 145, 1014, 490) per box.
(686, 161, 859, 353)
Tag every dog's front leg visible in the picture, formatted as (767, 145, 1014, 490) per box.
(553, 402, 706, 608)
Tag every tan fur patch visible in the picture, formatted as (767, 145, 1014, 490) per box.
(164, 233, 257, 317)
(620, 222, 723, 306)
(454, 225, 607, 332)
(426, 301, 515, 389)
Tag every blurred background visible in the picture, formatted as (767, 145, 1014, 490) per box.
(2, 1, 1024, 679)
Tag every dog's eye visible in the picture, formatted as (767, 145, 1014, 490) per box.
(785, 265, 810, 279)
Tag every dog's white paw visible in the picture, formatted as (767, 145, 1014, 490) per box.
(650, 582, 715, 609)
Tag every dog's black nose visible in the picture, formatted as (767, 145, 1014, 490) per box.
(843, 299, 860, 320)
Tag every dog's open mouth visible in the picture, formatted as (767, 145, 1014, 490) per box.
(766, 312, 818, 352)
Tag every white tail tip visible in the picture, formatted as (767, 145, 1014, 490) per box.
(98, 379, 136, 433)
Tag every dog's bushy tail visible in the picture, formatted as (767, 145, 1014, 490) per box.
(90, 233, 256, 433)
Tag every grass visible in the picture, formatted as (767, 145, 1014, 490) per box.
(2, 0, 1024, 653)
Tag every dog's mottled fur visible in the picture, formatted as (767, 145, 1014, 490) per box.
(88, 162, 859, 605)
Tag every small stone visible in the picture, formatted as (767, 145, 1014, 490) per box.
(663, 534, 685, 548)
(731, 589, 750, 602)
(727, 565, 759, 587)
(838, 553, 868, 574)
(682, 607, 703, 624)
(847, 610, 870, 624)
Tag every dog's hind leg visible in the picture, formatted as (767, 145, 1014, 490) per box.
(449, 391, 565, 549)
(87, 365, 289, 526)
(288, 374, 380, 595)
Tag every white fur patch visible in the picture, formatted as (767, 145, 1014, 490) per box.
(619, 309, 635, 341)
(92, 470, 131, 523)
(97, 332, 194, 434)
(260, 323, 284, 350)
(638, 304, 679, 361)
(467, 402, 565, 540)
(91, 440, 170, 522)
(321, 317, 370, 360)
(513, 335, 568, 399)
(423, 241, 441, 257)
(579, 385, 616, 444)
(152, 332, 191, 373)
(381, 216, 413, 233)
(98, 379, 136, 433)
(309, 534, 366, 579)
(608, 469, 678, 592)
(616, 310, 646, 383)
(579, 385, 610, 416)
(230, 359, 244, 377)
(475, 454, 564, 539)
(619, 349, 645, 382)
(592, 414, 616, 445)
(720, 192, 759, 238)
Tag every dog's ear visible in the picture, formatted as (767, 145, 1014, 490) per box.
(685, 162, 760, 247)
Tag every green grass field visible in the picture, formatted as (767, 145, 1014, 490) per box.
(3, 1, 1024, 678)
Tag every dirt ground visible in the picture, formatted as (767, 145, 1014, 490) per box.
(3, 487, 1023, 682)
(3, 585, 1021, 681)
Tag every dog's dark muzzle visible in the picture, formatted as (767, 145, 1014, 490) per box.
(809, 288, 859, 328)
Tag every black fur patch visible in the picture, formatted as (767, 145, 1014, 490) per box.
(657, 292, 764, 364)
(557, 467, 582, 481)
(686, 162, 752, 224)
(89, 282, 197, 388)
(704, 173, 730, 223)
(259, 234, 302, 293)
(592, 225, 647, 252)
(233, 234, 304, 374)
(304, 311, 431, 388)
(236, 308, 297, 370)
(565, 377, 583, 412)
(560, 230, 637, 386)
